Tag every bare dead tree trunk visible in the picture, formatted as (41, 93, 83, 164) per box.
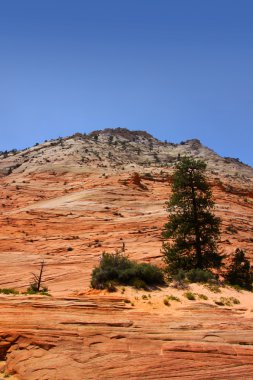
(31, 261, 45, 292)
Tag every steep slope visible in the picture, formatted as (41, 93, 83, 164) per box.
(0, 128, 253, 379)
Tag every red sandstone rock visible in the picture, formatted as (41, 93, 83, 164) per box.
(0, 130, 253, 379)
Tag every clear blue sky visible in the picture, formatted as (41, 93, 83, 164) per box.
(0, 0, 252, 165)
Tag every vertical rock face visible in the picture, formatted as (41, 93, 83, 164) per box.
(0, 128, 253, 379)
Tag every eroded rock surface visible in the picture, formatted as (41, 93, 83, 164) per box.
(0, 129, 253, 379)
(1, 294, 253, 380)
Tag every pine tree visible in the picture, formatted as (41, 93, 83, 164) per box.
(225, 248, 253, 290)
(162, 156, 222, 275)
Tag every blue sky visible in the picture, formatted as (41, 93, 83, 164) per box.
(0, 0, 252, 165)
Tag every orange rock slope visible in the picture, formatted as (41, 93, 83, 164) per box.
(0, 130, 253, 379)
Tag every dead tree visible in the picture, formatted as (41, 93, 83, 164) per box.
(29, 260, 46, 292)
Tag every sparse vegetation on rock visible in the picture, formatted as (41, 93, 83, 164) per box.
(0, 288, 19, 295)
(0, 127, 253, 379)
(184, 291, 196, 300)
(90, 251, 164, 290)
(27, 261, 49, 295)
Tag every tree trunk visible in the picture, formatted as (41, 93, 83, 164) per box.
(190, 181, 202, 268)
(37, 261, 44, 292)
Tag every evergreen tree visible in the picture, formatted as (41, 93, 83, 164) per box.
(162, 156, 222, 275)
(225, 248, 253, 290)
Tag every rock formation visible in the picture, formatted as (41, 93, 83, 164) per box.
(0, 128, 252, 379)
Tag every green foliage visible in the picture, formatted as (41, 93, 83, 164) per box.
(90, 251, 165, 290)
(132, 279, 147, 290)
(28, 260, 48, 293)
(172, 269, 186, 282)
(230, 297, 240, 305)
(25, 283, 50, 296)
(186, 268, 215, 283)
(204, 283, 221, 293)
(198, 293, 208, 300)
(163, 298, 170, 306)
(215, 296, 240, 307)
(0, 288, 19, 295)
(224, 248, 253, 291)
(184, 291, 196, 300)
(166, 294, 181, 302)
(162, 156, 223, 275)
(171, 270, 188, 289)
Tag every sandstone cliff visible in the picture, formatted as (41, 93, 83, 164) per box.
(0, 128, 252, 379)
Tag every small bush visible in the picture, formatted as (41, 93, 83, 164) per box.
(215, 300, 225, 306)
(173, 269, 186, 282)
(230, 297, 240, 305)
(166, 295, 181, 302)
(171, 270, 188, 289)
(104, 281, 117, 292)
(214, 296, 240, 307)
(163, 298, 170, 306)
(90, 251, 164, 290)
(217, 297, 231, 306)
(186, 269, 215, 283)
(26, 285, 50, 296)
(0, 288, 19, 295)
(198, 293, 208, 300)
(204, 283, 221, 293)
(184, 291, 196, 300)
(224, 248, 253, 291)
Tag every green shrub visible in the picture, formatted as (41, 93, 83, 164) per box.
(219, 297, 231, 306)
(214, 296, 240, 307)
(198, 293, 208, 300)
(0, 288, 19, 295)
(166, 295, 181, 302)
(186, 269, 215, 283)
(173, 269, 186, 282)
(171, 269, 188, 289)
(204, 283, 221, 293)
(132, 279, 147, 289)
(25, 286, 50, 296)
(104, 281, 117, 292)
(90, 251, 164, 290)
(214, 300, 225, 306)
(224, 248, 253, 291)
(163, 298, 170, 306)
(184, 291, 196, 300)
(230, 297, 240, 305)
